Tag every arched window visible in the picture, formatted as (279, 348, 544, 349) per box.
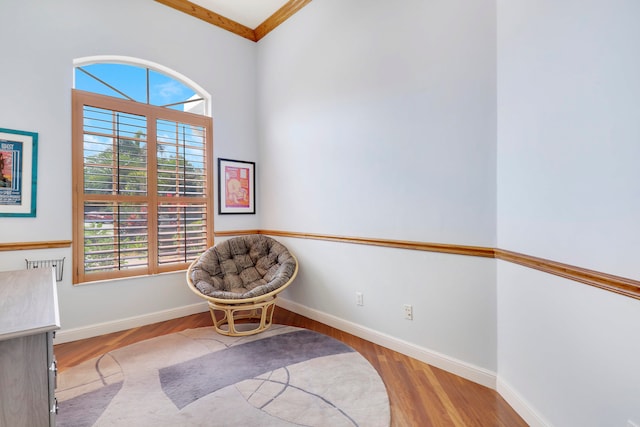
(73, 56, 211, 115)
(72, 57, 213, 284)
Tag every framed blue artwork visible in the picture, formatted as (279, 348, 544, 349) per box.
(0, 127, 38, 217)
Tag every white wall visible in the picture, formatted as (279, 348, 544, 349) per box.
(257, 0, 499, 373)
(0, 0, 259, 331)
(257, 0, 497, 246)
(277, 236, 497, 374)
(497, 0, 640, 278)
(497, 0, 640, 425)
(497, 262, 640, 427)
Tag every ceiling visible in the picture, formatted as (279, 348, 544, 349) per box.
(155, 0, 312, 42)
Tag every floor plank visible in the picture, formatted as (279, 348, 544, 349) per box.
(54, 308, 528, 427)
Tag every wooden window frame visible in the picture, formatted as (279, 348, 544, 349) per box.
(72, 89, 213, 284)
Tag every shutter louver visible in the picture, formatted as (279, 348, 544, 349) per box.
(82, 106, 147, 196)
(156, 119, 208, 265)
(157, 203, 208, 265)
(83, 202, 149, 272)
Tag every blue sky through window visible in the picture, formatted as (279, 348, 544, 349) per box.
(75, 63, 197, 111)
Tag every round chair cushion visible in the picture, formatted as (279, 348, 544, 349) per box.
(189, 235, 297, 300)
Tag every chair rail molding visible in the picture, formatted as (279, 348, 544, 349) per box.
(215, 229, 640, 301)
(0, 240, 72, 252)
(494, 249, 640, 300)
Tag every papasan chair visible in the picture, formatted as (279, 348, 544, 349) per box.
(187, 235, 298, 336)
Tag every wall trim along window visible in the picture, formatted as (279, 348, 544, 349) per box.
(71, 60, 213, 284)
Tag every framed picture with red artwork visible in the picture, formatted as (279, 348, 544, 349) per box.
(218, 158, 255, 214)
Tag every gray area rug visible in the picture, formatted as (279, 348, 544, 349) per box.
(56, 325, 390, 426)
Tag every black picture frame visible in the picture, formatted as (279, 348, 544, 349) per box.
(218, 158, 255, 214)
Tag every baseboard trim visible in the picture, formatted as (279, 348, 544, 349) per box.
(276, 297, 497, 389)
(54, 302, 209, 344)
(497, 378, 553, 427)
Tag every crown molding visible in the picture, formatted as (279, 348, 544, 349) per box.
(155, 0, 256, 41)
(154, 0, 312, 42)
(254, 0, 312, 41)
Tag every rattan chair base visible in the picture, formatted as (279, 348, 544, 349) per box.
(208, 296, 277, 336)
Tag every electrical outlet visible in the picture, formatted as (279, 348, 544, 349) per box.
(628, 420, 639, 427)
(356, 292, 364, 306)
(403, 304, 413, 320)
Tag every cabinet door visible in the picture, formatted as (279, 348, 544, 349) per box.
(48, 331, 57, 427)
(0, 334, 49, 427)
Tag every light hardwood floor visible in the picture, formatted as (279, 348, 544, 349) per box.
(54, 308, 528, 426)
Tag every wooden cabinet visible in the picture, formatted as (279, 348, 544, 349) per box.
(0, 268, 60, 427)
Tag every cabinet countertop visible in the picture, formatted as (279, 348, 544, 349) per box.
(0, 268, 60, 341)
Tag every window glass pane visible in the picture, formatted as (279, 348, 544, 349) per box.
(156, 120, 206, 197)
(148, 69, 196, 110)
(84, 202, 149, 272)
(76, 63, 147, 103)
(157, 203, 207, 265)
(83, 106, 147, 196)
(74, 62, 206, 113)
